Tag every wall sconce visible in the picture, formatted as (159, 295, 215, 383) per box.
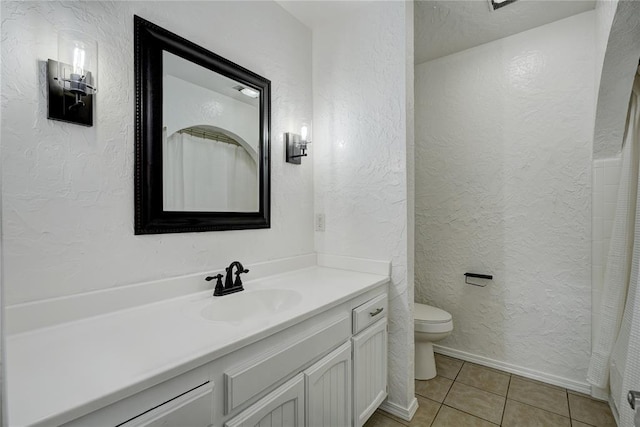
(47, 30, 98, 127)
(285, 123, 312, 164)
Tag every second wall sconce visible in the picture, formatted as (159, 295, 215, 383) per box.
(47, 30, 98, 127)
(285, 123, 312, 164)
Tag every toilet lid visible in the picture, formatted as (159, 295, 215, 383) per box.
(415, 303, 452, 324)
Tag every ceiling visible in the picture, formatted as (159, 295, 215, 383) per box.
(415, 0, 595, 64)
(164, 51, 259, 107)
(277, 0, 596, 64)
(277, 1, 371, 30)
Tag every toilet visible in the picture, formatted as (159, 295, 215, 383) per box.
(414, 303, 453, 380)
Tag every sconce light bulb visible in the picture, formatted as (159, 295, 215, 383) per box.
(72, 46, 86, 75)
(301, 125, 308, 141)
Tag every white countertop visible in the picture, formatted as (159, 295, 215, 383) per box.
(6, 266, 388, 427)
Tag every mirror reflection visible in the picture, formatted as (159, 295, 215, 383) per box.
(162, 51, 259, 212)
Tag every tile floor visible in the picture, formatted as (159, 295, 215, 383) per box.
(365, 354, 617, 427)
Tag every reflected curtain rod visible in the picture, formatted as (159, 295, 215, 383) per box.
(165, 126, 240, 146)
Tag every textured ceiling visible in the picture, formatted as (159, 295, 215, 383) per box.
(278, 1, 596, 64)
(277, 1, 371, 30)
(415, 0, 595, 64)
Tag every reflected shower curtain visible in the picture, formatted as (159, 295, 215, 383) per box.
(163, 131, 257, 212)
(588, 75, 640, 426)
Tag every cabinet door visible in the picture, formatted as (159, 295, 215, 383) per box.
(225, 374, 304, 427)
(352, 318, 387, 427)
(304, 341, 351, 427)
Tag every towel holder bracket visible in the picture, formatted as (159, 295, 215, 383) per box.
(464, 272, 493, 287)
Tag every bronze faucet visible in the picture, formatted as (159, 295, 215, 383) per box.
(206, 261, 249, 296)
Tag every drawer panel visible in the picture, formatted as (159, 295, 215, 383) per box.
(352, 293, 388, 334)
(225, 374, 305, 427)
(119, 382, 214, 427)
(62, 365, 210, 427)
(225, 314, 350, 414)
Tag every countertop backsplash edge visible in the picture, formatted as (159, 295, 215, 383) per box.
(6, 253, 317, 335)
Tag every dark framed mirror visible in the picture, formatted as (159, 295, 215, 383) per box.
(134, 15, 270, 234)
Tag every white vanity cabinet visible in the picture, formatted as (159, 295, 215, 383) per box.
(352, 294, 388, 427)
(57, 285, 388, 427)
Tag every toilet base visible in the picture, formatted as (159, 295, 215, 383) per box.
(415, 341, 436, 380)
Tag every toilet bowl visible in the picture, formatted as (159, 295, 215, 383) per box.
(415, 303, 453, 380)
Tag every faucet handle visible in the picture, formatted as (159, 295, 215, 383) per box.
(206, 273, 224, 281)
(206, 273, 225, 296)
(233, 268, 249, 287)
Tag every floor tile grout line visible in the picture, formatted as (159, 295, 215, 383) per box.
(505, 394, 570, 418)
(451, 358, 463, 381)
(499, 374, 512, 426)
(449, 360, 511, 399)
(431, 358, 460, 405)
(505, 397, 572, 421)
(453, 377, 510, 398)
(440, 403, 501, 425)
(448, 375, 509, 399)
(444, 363, 507, 426)
(428, 401, 444, 427)
(375, 409, 409, 426)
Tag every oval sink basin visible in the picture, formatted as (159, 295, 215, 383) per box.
(199, 289, 302, 322)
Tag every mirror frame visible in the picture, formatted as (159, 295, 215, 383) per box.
(134, 15, 271, 234)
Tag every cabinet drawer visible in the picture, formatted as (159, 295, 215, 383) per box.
(225, 314, 350, 413)
(119, 382, 214, 427)
(225, 374, 305, 427)
(62, 366, 211, 427)
(352, 293, 387, 334)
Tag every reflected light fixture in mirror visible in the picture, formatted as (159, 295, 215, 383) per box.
(236, 85, 260, 98)
(47, 30, 98, 126)
(285, 122, 312, 165)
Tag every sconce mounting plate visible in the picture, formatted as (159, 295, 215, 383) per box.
(285, 132, 303, 164)
(47, 59, 93, 127)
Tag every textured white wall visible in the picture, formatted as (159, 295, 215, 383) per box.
(1, 1, 313, 305)
(415, 12, 594, 386)
(313, 1, 415, 411)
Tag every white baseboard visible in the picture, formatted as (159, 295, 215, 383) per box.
(378, 397, 418, 421)
(591, 385, 609, 401)
(434, 345, 591, 395)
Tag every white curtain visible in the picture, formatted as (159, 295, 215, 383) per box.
(588, 75, 640, 426)
(163, 131, 258, 212)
